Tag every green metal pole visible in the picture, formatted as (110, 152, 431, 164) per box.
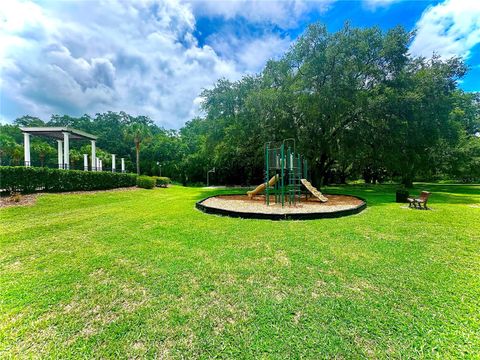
(273, 148, 277, 204)
(265, 143, 269, 206)
(297, 153, 301, 205)
(290, 148, 294, 206)
(287, 146, 290, 206)
(281, 144, 285, 207)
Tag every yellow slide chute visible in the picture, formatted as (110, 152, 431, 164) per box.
(247, 175, 279, 198)
(300, 179, 328, 202)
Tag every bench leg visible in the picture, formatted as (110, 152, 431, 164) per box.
(417, 202, 427, 210)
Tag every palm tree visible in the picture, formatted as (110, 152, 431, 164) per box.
(124, 123, 151, 175)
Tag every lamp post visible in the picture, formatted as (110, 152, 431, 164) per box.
(207, 167, 215, 187)
(156, 161, 162, 177)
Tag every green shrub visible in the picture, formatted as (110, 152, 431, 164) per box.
(0, 166, 137, 194)
(136, 176, 156, 189)
(153, 176, 171, 187)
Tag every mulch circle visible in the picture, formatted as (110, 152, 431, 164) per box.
(196, 193, 367, 220)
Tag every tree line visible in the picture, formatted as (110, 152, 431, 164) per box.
(1, 23, 479, 186)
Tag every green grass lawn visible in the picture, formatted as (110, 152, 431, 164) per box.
(1, 184, 479, 358)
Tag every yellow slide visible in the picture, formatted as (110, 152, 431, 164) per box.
(247, 175, 279, 198)
(301, 179, 328, 202)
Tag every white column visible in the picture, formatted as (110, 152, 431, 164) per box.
(111, 154, 116, 172)
(23, 133, 31, 167)
(121, 158, 125, 173)
(91, 140, 96, 171)
(99, 159, 103, 171)
(83, 154, 88, 171)
(63, 132, 70, 170)
(96, 158, 100, 171)
(57, 140, 63, 169)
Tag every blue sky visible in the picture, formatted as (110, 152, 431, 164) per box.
(1, 0, 479, 128)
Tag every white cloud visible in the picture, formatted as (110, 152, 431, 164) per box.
(410, 0, 480, 59)
(207, 31, 292, 72)
(187, 0, 334, 28)
(1, 0, 293, 128)
(238, 36, 292, 70)
(363, 0, 399, 11)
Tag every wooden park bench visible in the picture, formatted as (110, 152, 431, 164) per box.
(407, 191, 431, 210)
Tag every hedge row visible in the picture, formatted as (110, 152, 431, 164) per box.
(153, 176, 171, 187)
(136, 176, 171, 189)
(0, 166, 137, 194)
(137, 176, 156, 189)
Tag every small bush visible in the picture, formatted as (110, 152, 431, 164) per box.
(0, 166, 137, 194)
(137, 176, 156, 189)
(153, 176, 171, 188)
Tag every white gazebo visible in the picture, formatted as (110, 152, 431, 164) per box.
(20, 127, 98, 170)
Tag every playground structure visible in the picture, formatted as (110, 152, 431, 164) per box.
(247, 139, 327, 206)
(196, 138, 366, 220)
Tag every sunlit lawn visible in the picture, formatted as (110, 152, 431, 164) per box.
(1, 184, 479, 358)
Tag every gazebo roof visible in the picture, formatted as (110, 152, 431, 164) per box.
(20, 127, 97, 140)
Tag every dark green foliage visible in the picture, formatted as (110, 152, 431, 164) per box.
(153, 176, 171, 187)
(176, 24, 479, 186)
(1, 23, 479, 185)
(0, 166, 136, 194)
(136, 176, 156, 189)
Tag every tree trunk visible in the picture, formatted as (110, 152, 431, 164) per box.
(136, 142, 140, 175)
(311, 153, 329, 186)
(363, 166, 372, 184)
(40, 155, 45, 167)
(401, 176, 413, 188)
(401, 165, 415, 188)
